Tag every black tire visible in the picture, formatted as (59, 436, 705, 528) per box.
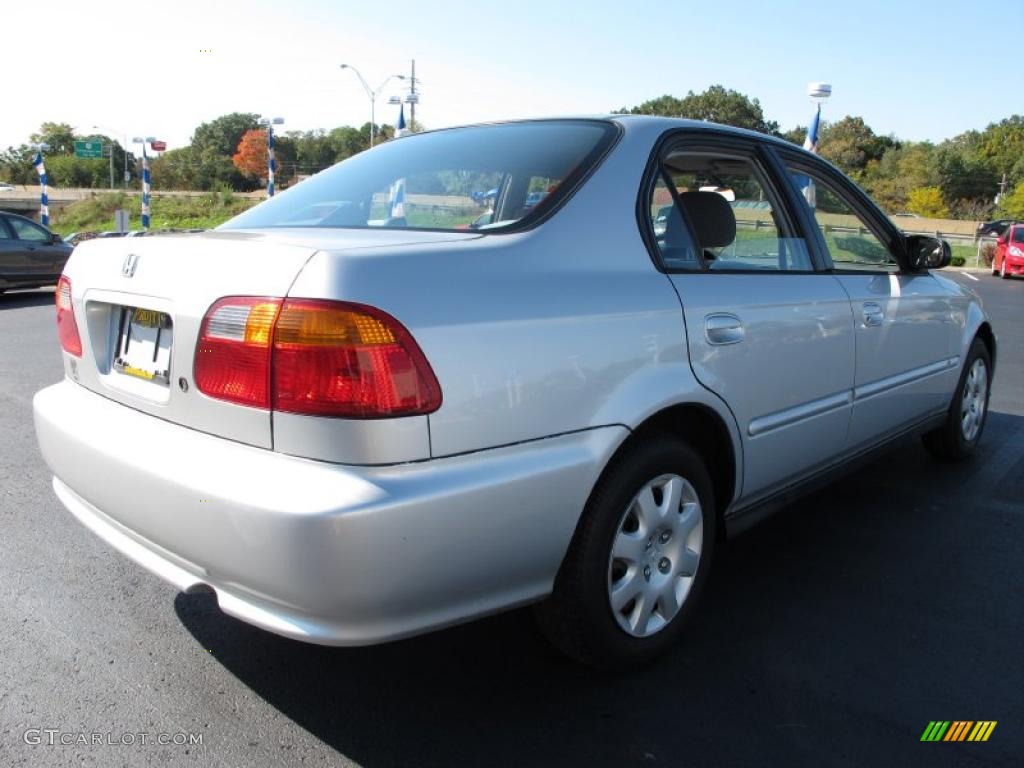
(535, 434, 716, 669)
(922, 338, 992, 460)
(1001, 260, 1010, 279)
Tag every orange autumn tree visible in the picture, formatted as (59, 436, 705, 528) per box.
(232, 129, 268, 180)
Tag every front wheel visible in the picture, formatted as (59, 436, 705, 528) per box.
(535, 435, 715, 668)
(1001, 260, 1010, 279)
(922, 338, 991, 459)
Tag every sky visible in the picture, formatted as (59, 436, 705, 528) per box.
(6, 0, 1019, 152)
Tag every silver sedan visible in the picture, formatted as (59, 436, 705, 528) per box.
(34, 117, 995, 667)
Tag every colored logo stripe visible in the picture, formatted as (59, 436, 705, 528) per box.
(921, 721, 996, 742)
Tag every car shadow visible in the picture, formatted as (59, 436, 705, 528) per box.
(0, 288, 54, 309)
(174, 411, 1024, 767)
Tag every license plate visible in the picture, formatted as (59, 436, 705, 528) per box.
(112, 306, 172, 384)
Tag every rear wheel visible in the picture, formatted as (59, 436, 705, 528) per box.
(535, 435, 715, 668)
(922, 338, 991, 459)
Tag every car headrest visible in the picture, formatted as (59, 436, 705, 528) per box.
(678, 191, 736, 249)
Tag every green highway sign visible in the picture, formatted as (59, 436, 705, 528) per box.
(74, 140, 103, 158)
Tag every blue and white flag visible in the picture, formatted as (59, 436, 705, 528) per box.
(800, 103, 822, 207)
(32, 151, 49, 227)
(267, 125, 277, 197)
(389, 178, 406, 220)
(804, 103, 821, 154)
(395, 102, 408, 138)
(141, 146, 151, 229)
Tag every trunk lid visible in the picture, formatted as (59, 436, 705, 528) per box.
(61, 228, 476, 449)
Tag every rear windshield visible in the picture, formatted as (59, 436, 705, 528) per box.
(220, 120, 618, 233)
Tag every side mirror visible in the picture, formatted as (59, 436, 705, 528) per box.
(996, 235, 1006, 245)
(906, 234, 950, 270)
(51, 232, 64, 244)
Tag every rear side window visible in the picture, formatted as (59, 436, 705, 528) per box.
(8, 217, 50, 242)
(222, 120, 618, 233)
(646, 151, 812, 272)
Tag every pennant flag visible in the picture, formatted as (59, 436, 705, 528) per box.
(800, 102, 822, 207)
(389, 178, 406, 220)
(33, 151, 49, 227)
(267, 125, 277, 197)
(396, 102, 408, 137)
(141, 147, 151, 229)
(804, 103, 821, 154)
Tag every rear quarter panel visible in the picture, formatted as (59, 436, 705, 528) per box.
(287, 123, 744, 490)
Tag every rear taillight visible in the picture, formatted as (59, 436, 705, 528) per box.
(194, 297, 281, 408)
(55, 276, 82, 357)
(194, 297, 441, 418)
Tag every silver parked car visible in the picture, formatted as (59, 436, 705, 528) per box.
(34, 118, 995, 667)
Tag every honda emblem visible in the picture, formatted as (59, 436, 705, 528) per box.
(121, 253, 140, 278)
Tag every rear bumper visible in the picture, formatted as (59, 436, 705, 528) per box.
(34, 379, 623, 645)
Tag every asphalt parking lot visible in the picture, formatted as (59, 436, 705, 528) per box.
(1, 272, 1021, 768)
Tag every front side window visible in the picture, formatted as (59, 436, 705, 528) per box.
(786, 164, 898, 271)
(9, 217, 49, 242)
(648, 151, 812, 272)
(221, 121, 618, 233)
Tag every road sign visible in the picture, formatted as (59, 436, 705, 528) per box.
(150, 141, 166, 152)
(74, 140, 103, 158)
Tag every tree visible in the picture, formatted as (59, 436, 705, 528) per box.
(29, 122, 76, 154)
(978, 116, 1024, 181)
(906, 186, 949, 218)
(997, 182, 1024, 219)
(192, 113, 260, 157)
(618, 85, 779, 135)
(232, 129, 268, 179)
(818, 116, 897, 178)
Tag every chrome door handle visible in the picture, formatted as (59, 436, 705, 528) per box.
(705, 313, 745, 345)
(862, 302, 883, 327)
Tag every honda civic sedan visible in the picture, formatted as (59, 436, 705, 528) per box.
(34, 117, 995, 667)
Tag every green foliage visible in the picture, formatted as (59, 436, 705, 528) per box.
(618, 85, 779, 134)
(819, 116, 898, 178)
(30, 122, 76, 154)
(906, 186, 950, 218)
(48, 192, 257, 235)
(997, 182, 1024, 219)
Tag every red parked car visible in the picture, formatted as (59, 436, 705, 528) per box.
(992, 223, 1024, 279)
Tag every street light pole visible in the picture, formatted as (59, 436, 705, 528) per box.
(132, 136, 157, 229)
(93, 125, 129, 190)
(30, 143, 50, 226)
(339, 64, 406, 147)
(259, 117, 284, 197)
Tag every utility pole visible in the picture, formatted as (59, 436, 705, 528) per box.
(409, 59, 417, 131)
(997, 172, 1008, 205)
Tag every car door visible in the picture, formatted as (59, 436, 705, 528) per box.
(777, 151, 957, 450)
(645, 135, 856, 503)
(4, 214, 58, 282)
(0, 215, 32, 286)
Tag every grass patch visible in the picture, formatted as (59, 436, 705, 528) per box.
(50, 191, 258, 235)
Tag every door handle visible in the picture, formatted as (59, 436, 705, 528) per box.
(862, 302, 884, 327)
(705, 313, 745, 345)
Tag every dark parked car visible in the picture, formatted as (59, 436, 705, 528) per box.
(977, 219, 1017, 238)
(0, 212, 73, 294)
